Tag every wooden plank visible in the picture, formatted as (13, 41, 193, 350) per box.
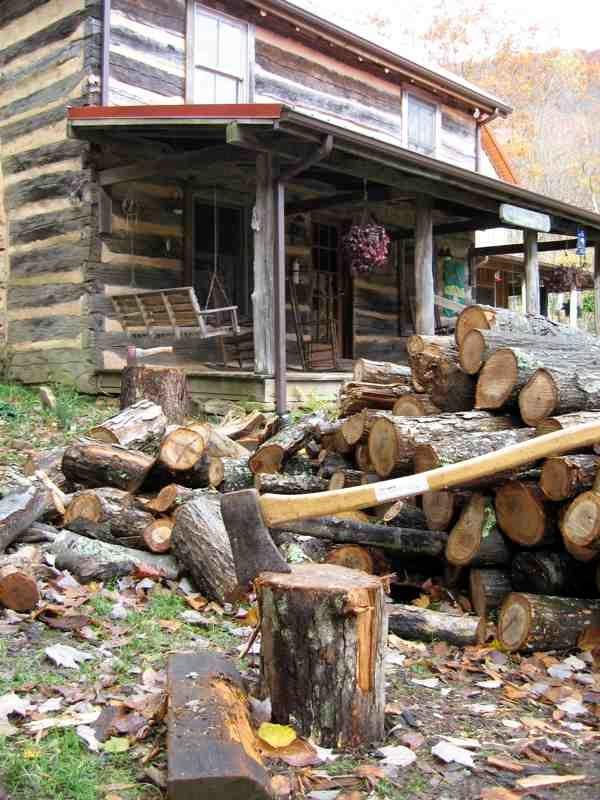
(112, 0, 186, 35)
(98, 145, 234, 186)
(252, 152, 276, 376)
(109, 51, 184, 99)
(0, 10, 86, 68)
(414, 194, 434, 334)
(524, 229, 540, 314)
(595, 245, 600, 335)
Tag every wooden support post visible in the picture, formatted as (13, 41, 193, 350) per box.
(520, 275, 526, 313)
(274, 178, 287, 414)
(595, 246, 600, 334)
(570, 285, 578, 328)
(252, 153, 276, 376)
(524, 230, 540, 314)
(414, 194, 435, 334)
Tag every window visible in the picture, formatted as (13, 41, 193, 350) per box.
(406, 93, 437, 156)
(191, 5, 249, 103)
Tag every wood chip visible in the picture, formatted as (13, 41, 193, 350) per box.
(486, 755, 524, 773)
(516, 774, 586, 789)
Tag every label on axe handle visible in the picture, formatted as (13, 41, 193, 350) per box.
(374, 473, 430, 504)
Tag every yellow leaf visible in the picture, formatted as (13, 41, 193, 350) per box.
(245, 606, 260, 627)
(257, 722, 297, 749)
(412, 594, 430, 608)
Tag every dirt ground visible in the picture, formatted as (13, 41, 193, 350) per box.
(1, 385, 599, 800)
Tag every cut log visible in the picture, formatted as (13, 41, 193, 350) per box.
(536, 410, 600, 440)
(495, 481, 557, 547)
(62, 438, 155, 492)
(392, 394, 440, 416)
(320, 428, 353, 456)
(146, 484, 194, 514)
(143, 517, 174, 553)
(498, 592, 600, 652)
(218, 458, 254, 493)
(381, 501, 428, 529)
(120, 365, 190, 423)
(171, 493, 237, 603)
(355, 442, 373, 472)
(0, 564, 39, 611)
(422, 490, 471, 532)
(455, 304, 598, 347)
(257, 563, 387, 747)
(446, 494, 511, 567)
(367, 412, 520, 478)
(353, 358, 411, 384)
(476, 348, 549, 410)
(190, 423, 249, 460)
(338, 381, 412, 416)
(158, 426, 209, 472)
(510, 551, 591, 596)
(540, 455, 600, 501)
(167, 454, 225, 490)
(407, 335, 475, 411)
(324, 544, 389, 575)
(88, 399, 166, 453)
(0, 483, 53, 554)
(255, 473, 329, 495)
(469, 569, 512, 619)
(23, 447, 67, 490)
(64, 487, 156, 549)
(387, 604, 481, 647)
(217, 410, 267, 440)
(167, 650, 270, 800)
(273, 516, 448, 557)
(249, 413, 322, 474)
(341, 410, 388, 447)
(44, 530, 179, 582)
(560, 490, 600, 553)
(327, 469, 365, 490)
(519, 366, 600, 426)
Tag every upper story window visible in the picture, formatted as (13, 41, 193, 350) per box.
(406, 93, 437, 157)
(191, 4, 250, 103)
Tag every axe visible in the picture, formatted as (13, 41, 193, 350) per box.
(221, 421, 600, 587)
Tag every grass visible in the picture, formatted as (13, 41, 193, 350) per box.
(0, 639, 65, 694)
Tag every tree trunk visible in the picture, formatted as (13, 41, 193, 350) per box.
(44, 530, 179, 582)
(257, 563, 387, 747)
(353, 358, 412, 384)
(368, 411, 519, 478)
(218, 458, 254, 493)
(338, 382, 412, 416)
(519, 366, 600, 426)
(455, 304, 598, 347)
(0, 564, 39, 611)
(540, 454, 600, 501)
(498, 592, 600, 652)
(324, 544, 389, 575)
(255, 473, 329, 495)
(407, 335, 475, 411)
(143, 517, 174, 553)
(392, 394, 440, 416)
(62, 438, 155, 493)
(88, 399, 167, 454)
(158, 425, 209, 471)
(23, 447, 68, 490)
(120, 365, 190, 423)
(171, 493, 237, 604)
(272, 516, 448, 557)
(560, 490, 600, 553)
(446, 494, 511, 567)
(422, 490, 471, 532)
(469, 569, 512, 619)
(510, 551, 594, 596)
(249, 414, 322, 474)
(0, 483, 54, 554)
(64, 487, 157, 549)
(387, 604, 481, 647)
(495, 481, 557, 547)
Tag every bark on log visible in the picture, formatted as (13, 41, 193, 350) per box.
(143, 517, 174, 553)
(171, 493, 237, 603)
(392, 394, 440, 416)
(0, 483, 54, 554)
(272, 516, 448, 557)
(519, 367, 600, 426)
(64, 487, 156, 549)
(540, 455, 600, 501)
(324, 544, 389, 575)
(190, 423, 249, 460)
(355, 443, 374, 472)
(446, 494, 511, 566)
(455, 303, 598, 347)
(469, 569, 512, 619)
(510, 551, 591, 596)
(23, 447, 67, 490)
(341, 410, 388, 447)
(327, 469, 365, 490)
(338, 381, 412, 416)
(560, 490, 600, 553)
(387, 604, 481, 647)
(367, 411, 519, 479)
(255, 473, 329, 495)
(381, 501, 428, 529)
(120, 365, 190, 423)
(217, 410, 267, 440)
(257, 564, 387, 747)
(498, 591, 600, 652)
(353, 358, 412, 384)
(536, 411, 600, 441)
(407, 335, 475, 411)
(62, 438, 155, 493)
(495, 481, 557, 547)
(218, 458, 254, 493)
(0, 564, 39, 611)
(88, 399, 167, 453)
(158, 426, 209, 471)
(422, 490, 471, 532)
(249, 414, 322, 474)
(146, 484, 195, 514)
(44, 530, 179, 582)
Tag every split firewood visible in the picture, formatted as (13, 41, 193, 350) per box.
(324, 544, 389, 575)
(64, 487, 157, 550)
(498, 592, 600, 652)
(217, 409, 267, 440)
(257, 564, 386, 747)
(392, 394, 440, 416)
(143, 517, 174, 553)
(189, 423, 249, 460)
(23, 447, 67, 490)
(510, 550, 596, 597)
(519, 366, 600, 426)
(248, 413, 323, 474)
(62, 438, 155, 492)
(255, 473, 328, 495)
(120, 364, 191, 423)
(43, 529, 179, 583)
(495, 481, 558, 547)
(540, 454, 600, 501)
(217, 458, 254, 493)
(0, 481, 54, 554)
(387, 604, 482, 647)
(406, 334, 475, 411)
(469, 569, 512, 619)
(171, 492, 237, 604)
(353, 358, 411, 384)
(422, 490, 471, 532)
(338, 381, 412, 416)
(445, 494, 511, 567)
(88, 399, 167, 452)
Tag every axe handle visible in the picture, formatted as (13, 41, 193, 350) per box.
(260, 421, 600, 526)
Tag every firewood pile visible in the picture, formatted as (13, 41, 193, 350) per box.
(3, 304, 600, 657)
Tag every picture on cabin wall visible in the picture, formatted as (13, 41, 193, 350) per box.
(441, 256, 467, 316)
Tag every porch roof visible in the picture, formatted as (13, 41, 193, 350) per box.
(68, 104, 600, 238)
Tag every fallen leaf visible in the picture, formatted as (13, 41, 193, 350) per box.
(400, 731, 425, 750)
(77, 724, 101, 752)
(0, 692, 31, 720)
(440, 735, 480, 750)
(260, 737, 320, 767)
(354, 764, 384, 784)
(271, 774, 292, 797)
(476, 679, 502, 689)
(377, 744, 416, 768)
(431, 740, 475, 768)
(245, 606, 260, 627)
(467, 703, 496, 715)
(45, 644, 94, 669)
(516, 774, 586, 789)
(103, 737, 130, 754)
(185, 594, 208, 611)
(26, 709, 100, 733)
(38, 611, 91, 631)
(159, 619, 182, 632)
(411, 677, 439, 689)
(38, 697, 63, 714)
(258, 722, 297, 749)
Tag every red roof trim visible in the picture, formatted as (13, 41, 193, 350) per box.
(68, 104, 285, 120)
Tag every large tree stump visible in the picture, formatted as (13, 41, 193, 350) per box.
(446, 494, 511, 567)
(469, 569, 512, 619)
(120, 365, 190, 423)
(62, 438, 155, 492)
(540, 454, 600, 501)
(353, 358, 411, 384)
(257, 564, 387, 748)
(498, 592, 600, 652)
(387, 604, 481, 647)
(89, 399, 167, 452)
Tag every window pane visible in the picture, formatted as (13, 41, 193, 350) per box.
(194, 68, 216, 103)
(218, 20, 244, 77)
(407, 95, 436, 155)
(215, 74, 239, 104)
(195, 13, 218, 68)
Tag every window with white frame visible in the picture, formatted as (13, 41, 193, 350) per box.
(192, 4, 250, 103)
(406, 93, 437, 156)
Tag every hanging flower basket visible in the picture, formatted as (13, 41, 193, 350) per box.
(342, 222, 390, 276)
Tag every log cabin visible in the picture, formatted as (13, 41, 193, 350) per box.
(2, 0, 600, 411)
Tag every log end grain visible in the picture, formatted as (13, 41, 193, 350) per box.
(0, 566, 39, 612)
(143, 518, 174, 553)
(455, 305, 492, 346)
(459, 329, 487, 374)
(561, 491, 600, 549)
(324, 544, 376, 573)
(519, 369, 557, 426)
(368, 417, 398, 478)
(495, 482, 548, 546)
(159, 427, 208, 472)
(475, 349, 517, 409)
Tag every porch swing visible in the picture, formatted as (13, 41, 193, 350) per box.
(111, 187, 241, 362)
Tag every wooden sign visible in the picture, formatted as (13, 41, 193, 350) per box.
(500, 204, 551, 233)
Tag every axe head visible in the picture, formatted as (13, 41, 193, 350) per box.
(221, 488, 291, 588)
